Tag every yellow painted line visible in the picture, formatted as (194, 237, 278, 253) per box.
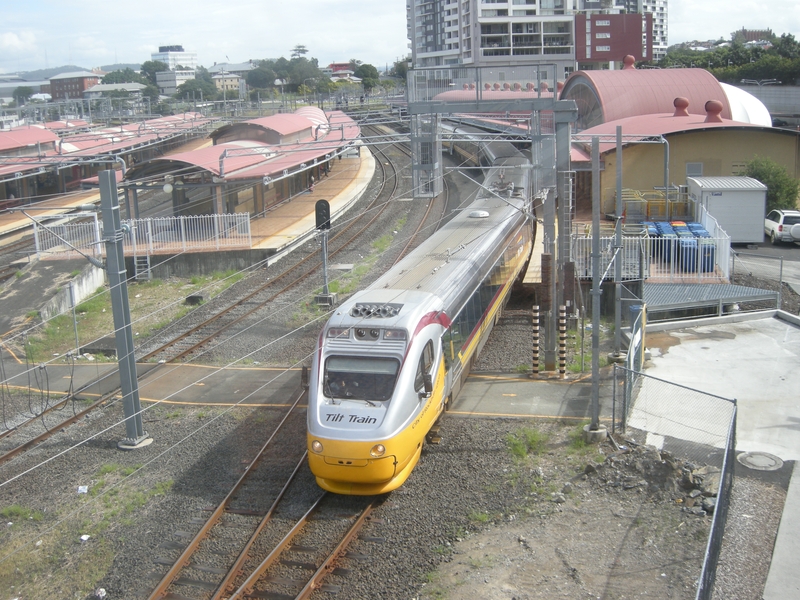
(1, 342, 23, 364)
(468, 373, 531, 381)
(448, 411, 610, 422)
(157, 363, 301, 372)
(502, 393, 517, 397)
(140, 397, 307, 408)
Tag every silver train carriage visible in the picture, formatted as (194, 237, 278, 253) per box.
(307, 156, 534, 495)
(441, 121, 522, 168)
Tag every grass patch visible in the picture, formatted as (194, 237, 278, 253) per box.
(22, 273, 246, 362)
(0, 474, 173, 599)
(468, 510, 490, 523)
(0, 504, 44, 522)
(506, 427, 550, 459)
(566, 421, 604, 460)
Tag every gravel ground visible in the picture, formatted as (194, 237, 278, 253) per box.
(0, 149, 791, 599)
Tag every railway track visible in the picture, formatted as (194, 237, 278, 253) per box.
(0, 125, 417, 470)
(146, 388, 382, 600)
(140, 129, 409, 364)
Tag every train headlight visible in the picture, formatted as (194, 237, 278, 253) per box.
(370, 444, 386, 457)
(383, 329, 407, 340)
(311, 440, 324, 453)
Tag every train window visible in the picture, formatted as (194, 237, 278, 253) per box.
(414, 341, 435, 392)
(441, 336, 452, 371)
(324, 356, 399, 402)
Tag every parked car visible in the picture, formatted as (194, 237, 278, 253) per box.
(764, 209, 800, 244)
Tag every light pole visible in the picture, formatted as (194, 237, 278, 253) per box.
(303, 78, 316, 104)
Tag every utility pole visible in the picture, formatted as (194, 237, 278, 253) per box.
(585, 137, 607, 443)
(98, 170, 152, 450)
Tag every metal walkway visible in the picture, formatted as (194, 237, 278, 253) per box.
(643, 283, 778, 317)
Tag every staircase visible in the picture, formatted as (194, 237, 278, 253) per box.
(134, 254, 151, 281)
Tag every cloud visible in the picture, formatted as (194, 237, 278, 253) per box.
(0, 31, 37, 53)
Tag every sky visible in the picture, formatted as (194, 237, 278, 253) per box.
(0, 0, 799, 76)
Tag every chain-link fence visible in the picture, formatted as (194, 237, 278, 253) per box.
(731, 251, 800, 314)
(612, 366, 736, 600)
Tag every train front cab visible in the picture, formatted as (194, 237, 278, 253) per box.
(308, 329, 448, 495)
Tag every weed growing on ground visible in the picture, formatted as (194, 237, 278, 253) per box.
(22, 274, 242, 362)
(506, 427, 550, 459)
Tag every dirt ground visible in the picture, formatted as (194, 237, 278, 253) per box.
(417, 428, 716, 600)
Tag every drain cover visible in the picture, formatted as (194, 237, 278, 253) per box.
(737, 452, 784, 471)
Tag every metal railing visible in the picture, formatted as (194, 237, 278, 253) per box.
(612, 365, 737, 600)
(125, 214, 251, 255)
(571, 233, 731, 283)
(33, 213, 252, 260)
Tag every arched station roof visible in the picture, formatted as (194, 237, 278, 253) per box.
(561, 57, 771, 131)
(569, 98, 798, 162)
(126, 110, 359, 183)
(211, 107, 330, 145)
(0, 128, 60, 153)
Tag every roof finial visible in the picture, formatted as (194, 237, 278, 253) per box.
(704, 100, 724, 123)
(673, 97, 690, 117)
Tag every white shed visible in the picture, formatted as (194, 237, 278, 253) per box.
(687, 176, 768, 244)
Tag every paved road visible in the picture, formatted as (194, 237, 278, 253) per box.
(734, 238, 800, 290)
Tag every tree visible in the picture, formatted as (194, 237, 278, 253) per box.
(140, 60, 169, 86)
(392, 59, 408, 81)
(769, 33, 800, 59)
(103, 68, 145, 85)
(745, 156, 800, 211)
(247, 66, 276, 89)
(291, 45, 309, 58)
(355, 63, 380, 92)
(176, 77, 217, 100)
(142, 84, 160, 102)
(13, 86, 34, 105)
(195, 65, 215, 85)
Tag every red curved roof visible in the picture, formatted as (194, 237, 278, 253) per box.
(0, 128, 60, 153)
(561, 68, 732, 122)
(231, 114, 314, 136)
(127, 110, 360, 182)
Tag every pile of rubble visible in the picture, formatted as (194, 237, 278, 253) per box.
(583, 441, 721, 515)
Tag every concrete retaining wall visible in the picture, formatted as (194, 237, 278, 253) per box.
(132, 249, 277, 280)
(40, 264, 106, 321)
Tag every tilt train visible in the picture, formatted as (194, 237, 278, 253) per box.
(307, 138, 535, 495)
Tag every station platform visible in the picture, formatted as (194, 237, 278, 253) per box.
(0, 141, 374, 258)
(250, 144, 375, 253)
(0, 138, 216, 244)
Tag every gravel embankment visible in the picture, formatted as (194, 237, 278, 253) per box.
(0, 148, 790, 600)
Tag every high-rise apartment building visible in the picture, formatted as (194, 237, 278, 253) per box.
(407, 0, 663, 79)
(151, 45, 198, 71)
(642, 0, 667, 60)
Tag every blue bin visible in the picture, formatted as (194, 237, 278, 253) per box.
(679, 238, 698, 272)
(700, 240, 716, 272)
(657, 233, 678, 262)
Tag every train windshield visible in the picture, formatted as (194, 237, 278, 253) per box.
(323, 356, 399, 402)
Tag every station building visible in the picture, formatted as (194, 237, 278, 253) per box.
(0, 113, 215, 204)
(562, 58, 800, 216)
(123, 107, 361, 219)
